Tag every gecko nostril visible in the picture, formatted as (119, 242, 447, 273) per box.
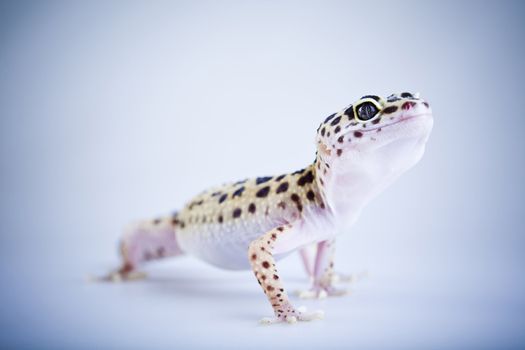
(401, 101, 417, 110)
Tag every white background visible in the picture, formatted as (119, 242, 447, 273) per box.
(1, 1, 524, 349)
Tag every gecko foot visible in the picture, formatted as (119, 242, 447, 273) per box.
(330, 270, 368, 284)
(259, 306, 324, 325)
(89, 263, 147, 283)
(295, 286, 350, 299)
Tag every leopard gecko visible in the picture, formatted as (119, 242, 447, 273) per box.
(101, 92, 433, 324)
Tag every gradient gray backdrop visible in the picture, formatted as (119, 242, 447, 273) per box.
(1, 1, 524, 349)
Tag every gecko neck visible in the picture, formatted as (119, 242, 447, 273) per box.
(313, 136, 427, 228)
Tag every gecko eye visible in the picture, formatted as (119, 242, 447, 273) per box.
(356, 102, 379, 121)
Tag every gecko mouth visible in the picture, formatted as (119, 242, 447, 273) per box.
(362, 112, 433, 133)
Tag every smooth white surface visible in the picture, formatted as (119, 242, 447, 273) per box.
(2, 236, 523, 349)
(2, 235, 523, 349)
(1, 1, 525, 349)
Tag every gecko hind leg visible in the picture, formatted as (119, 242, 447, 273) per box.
(95, 216, 184, 282)
(248, 224, 324, 324)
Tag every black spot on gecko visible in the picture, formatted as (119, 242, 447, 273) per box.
(256, 176, 272, 185)
(334, 125, 341, 134)
(320, 127, 326, 136)
(291, 193, 303, 211)
(232, 208, 242, 218)
(274, 174, 286, 181)
(387, 94, 400, 102)
(276, 182, 289, 194)
(188, 199, 203, 210)
(234, 179, 247, 185)
(361, 95, 381, 101)
(262, 261, 270, 268)
(372, 117, 381, 125)
(218, 193, 228, 203)
(344, 106, 355, 120)
(337, 149, 343, 156)
(256, 186, 270, 198)
(218, 215, 223, 223)
(232, 186, 245, 198)
(306, 190, 315, 201)
(324, 113, 336, 123)
(382, 105, 398, 114)
(337, 135, 344, 143)
(354, 131, 363, 138)
(297, 171, 314, 186)
(248, 203, 256, 213)
(330, 116, 341, 126)
(292, 168, 305, 175)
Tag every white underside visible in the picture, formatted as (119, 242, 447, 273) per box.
(176, 206, 338, 270)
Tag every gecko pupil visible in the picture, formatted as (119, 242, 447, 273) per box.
(357, 102, 378, 121)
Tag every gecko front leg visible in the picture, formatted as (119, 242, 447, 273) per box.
(248, 224, 324, 324)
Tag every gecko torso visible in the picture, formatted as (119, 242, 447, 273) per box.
(111, 92, 433, 324)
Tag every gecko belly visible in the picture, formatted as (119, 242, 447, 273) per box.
(176, 212, 337, 270)
(175, 219, 282, 270)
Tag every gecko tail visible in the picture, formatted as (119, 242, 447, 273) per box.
(119, 214, 185, 269)
(91, 213, 185, 282)
(94, 213, 185, 282)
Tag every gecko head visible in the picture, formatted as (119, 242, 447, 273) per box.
(316, 92, 433, 161)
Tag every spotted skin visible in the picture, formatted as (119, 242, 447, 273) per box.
(248, 224, 322, 322)
(106, 92, 433, 324)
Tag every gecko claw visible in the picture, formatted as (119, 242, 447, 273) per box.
(90, 266, 147, 283)
(259, 307, 324, 325)
(287, 316, 298, 324)
(330, 270, 368, 284)
(296, 287, 349, 299)
(259, 317, 280, 325)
